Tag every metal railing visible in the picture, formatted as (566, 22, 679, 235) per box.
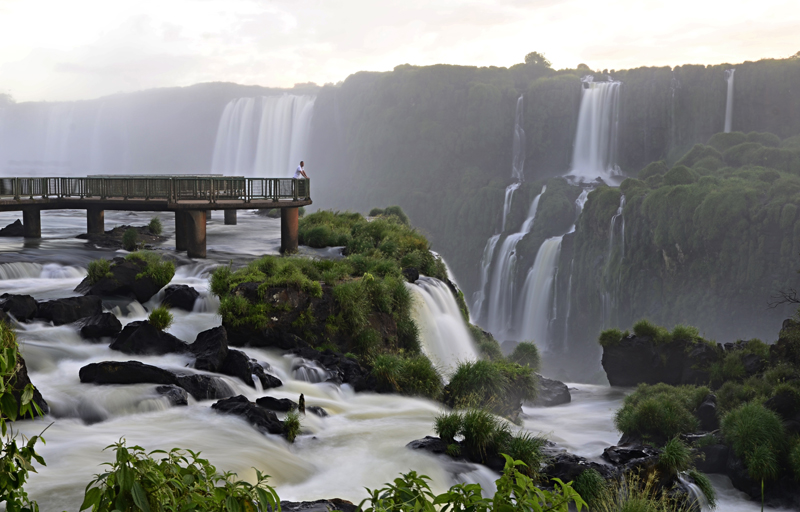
(0, 176, 310, 203)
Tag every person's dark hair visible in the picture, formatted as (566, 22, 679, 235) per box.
(300, 161, 304, 165)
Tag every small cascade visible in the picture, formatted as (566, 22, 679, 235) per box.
(501, 182, 521, 232)
(517, 237, 563, 348)
(484, 186, 546, 338)
(0, 262, 86, 280)
(292, 358, 333, 383)
(211, 95, 316, 177)
(567, 76, 622, 185)
(511, 95, 526, 182)
(562, 189, 590, 348)
(678, 475, 710, 511)
(602, 194, 626, 329)
(608, 194, 625, 260)
(471, 234, 500, 324)
(407, 276, 480, 373)
(724, 69, 735, 133)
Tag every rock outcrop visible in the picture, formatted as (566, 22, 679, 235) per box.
(161, 285, 199, 312)
(36, 296, 102, 325)
(0, 294, 38, 322)
(531, 374, 571, 407)
(110, 321, 190, 355)
(0, 220, 24, 237)
(75, 256, 167, 303)
(77, 313, 123, 340)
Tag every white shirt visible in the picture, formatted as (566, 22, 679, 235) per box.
(293, 166, 304, 178)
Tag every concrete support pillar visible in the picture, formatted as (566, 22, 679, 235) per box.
(206, 210, 212, 220)
(175, 211, 189, 251)
(224, 209, 237, 225)
(22, 208, 41, 239)
(280, 207, 299, 254)
(87, 207, 104, 236)
(186, 210, 207, 259)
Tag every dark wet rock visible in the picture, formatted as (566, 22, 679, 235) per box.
(602, 443, 660, 469)
(10, 354, 49, 417)
(0, 294, 38, 322)
(211, 395, 285, 436)
(695, 393, 719, 431)
(531, 374, 571, 407)
(307, 406, 328, 417)
(77, 313, 122, 340)
(161, 284, 199, 312)
(77, 224, 167, 250)
(291, 346, 375, 391)
(695, 444, 729, 474)
(256, 396, 297, 412)
(219, 349, 282, 389)
(110, 320, 190, 356)
(406, 436, 448, 455)
(36, 296, 102, 325)
(401, 267, 419, 283)
(681, 342, 718, 385)
(75, 256, 167, 303)
(0, 219, 24, 237)
(156, 385, 188, 406)
(281, 499, 357, 512)
(175, 374, 235, 401)
(191, 326, 229, 372)
(79, 360, 177, 386)
(543, 452, 617, 483)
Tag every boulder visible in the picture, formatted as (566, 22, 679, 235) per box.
(680, 342, 718, 385)
(161, 285, 199, 312)
(307, 406, 328, 417)
(602, 335, 686, 386)
(0, 219, 24, 237)
(156, 385, 188, 406)
(110, 321, 190, 355)
(36, 296, 102, 325)
(291, 346, 375, 391)
(256, 396, 297, 412)
(79, 361, 177, 386)
(406, 436, 448, 456)
(0, 294, 38, 322)
(602, 443, 660, 469)
(77, 313, 122, 340)
(741, 352, 765, 376)
(219, 349, 282, 389)
(175, 374, 235, 401)
(10, 354, 49, 418)
(211, 395, 285, 436)
(543, 453, 617, 483)
(75, 256, 166, 303)
(695, 394, 719, 431)
(191, 326, 229, 372)
(531, 374, 571, 407)
(401, 267, 419, 283)
(281, 500, 357, 512)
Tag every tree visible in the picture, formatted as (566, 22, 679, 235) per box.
(525, 52, 552, 68)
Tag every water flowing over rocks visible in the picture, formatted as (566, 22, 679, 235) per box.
(77, 313, 123, 340)
(36, 296, 102, 325)
(75, 256, 166, 303)
(110, 320, 191, 355)
(0, 294, 38, 322)
(280, 499, 357, 512)
(190, 325, 229, 371)
(161, 284, 200, 311)
(211, 395, 286, 437)
(219, 348, 282, 389)
(256, 396, 297, 412)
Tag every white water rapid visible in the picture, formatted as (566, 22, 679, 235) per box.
(567, 77, 623, 185)
(724, 69, 736, 133)
(407, 276, 480, 374)
(211, 95, 316, 177)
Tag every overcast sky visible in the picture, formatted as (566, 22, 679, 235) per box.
(1, 0, 798, 102)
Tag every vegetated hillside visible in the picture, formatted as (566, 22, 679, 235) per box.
(564, 130, 800, 374)
(309, 56, 800, 298)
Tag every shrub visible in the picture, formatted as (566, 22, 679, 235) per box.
(372, 354, 442, 399)
(639, 160, 669, 180)
(87, 259, 112, 284)
(746, 131, 781, 148)
(148, 305, 173, 331)
(632, 319, 671, 344)
(80, 440, 281, 512)
(508, 341, 541, 371)
(657, 437, 693, 477)
(663, 165, 698, 186)
(122, 228, 139, 251)
(434, 412, 462, 444)
(382, 206, 409, 225)
(126, 251, 175, 288)
(687, 469, 716, 508)
(573, 468, 605, 508)
(461, 409, 506, 458)
(790, 442, 800, 481)
(445, 360, 537, 416)
(469, 325, 503, 360)
(614, 383, 708, 443)
(148, 217, 162, 235)
(502, 431, 546, 478)
(598, 328, 625, 347)
(368, 208, 384, 217)
(284, 411, 301, 442)
(670, 324, 700, 343)
(721, 402, 785, 482)
(707, 131, 747, 152)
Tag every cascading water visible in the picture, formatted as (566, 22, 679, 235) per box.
(608, 195, 625, 260)
(517, 237, 562, 348)
(407, 276, 480, 373)
(211, 95, 315, 177)
(510, 95, 526, 182)
(724, 69, 736, 133)
(472, 234, 500, 325)
(501, 183, 520, 232)
(567, 77, 622, 185)
(562, 189, 590, 349)
(484, 187, 545, 338)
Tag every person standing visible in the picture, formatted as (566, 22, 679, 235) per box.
(294, 161, 309, 179)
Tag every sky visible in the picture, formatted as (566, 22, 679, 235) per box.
(0, 0, 798, 102)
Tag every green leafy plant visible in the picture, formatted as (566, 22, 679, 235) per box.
(125, 252, 175, 288)
(372, 354, 442, 398)
(122, 228, 139, 251)
(284, 411, 301, 443)
(87, 259, 112, 285)
(687, 469, 716, 509)
(572, 468, 605, 509)
(147, 217, 162, 235)
(148, 306, 173, 331)
(614, 383, 708, 443)
(80, 440, 281, 512)
(657, 437, 693, 477)
(445, 359, 537, 416)
(508, 341, 541, 371)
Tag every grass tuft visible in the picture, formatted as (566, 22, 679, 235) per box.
(148, 305, 173, 331)
(148, 217, 163, 235)
(122, 228, 138, 251)
(87, 259, 112, 285)
(508, 342, 541, 371)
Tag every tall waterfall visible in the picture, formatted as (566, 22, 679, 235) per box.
(724, 69, 735, 133)
(608, 194, 625, 260)
(211, 95, 315, 177)
(484, 186, 545, 338)
(472, 234, 501, 324)
(501, 182, 521, 232)
(407, 276, 480, 373)
(511, 95, 526, 182)
(517, 237, 563, 348)
(567, 77, 622, 185)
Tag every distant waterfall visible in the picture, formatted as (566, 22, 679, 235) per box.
(517, 237, 563, 348)
(563, 189, 590, 348)
(211, 95, 315, 177)
(567, 77, 622, 185)
(724, 69, 735, 133)
(511, 95, 526, 182)
(407, 277, 480, 374)
(472, 234, 501, 324)
(501, 183, 521, 232)
(609, 194, 625, 260)
(484, 186, 545, 338)
(603, 194, 626, 328)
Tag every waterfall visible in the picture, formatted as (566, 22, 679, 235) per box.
(484, 186, 546, 338)
(517, 237, 563, 349)
(608, 194, 625, 260)
(472, 234, 501, 324)
(511, 95, 526, 182)
(563, 189, 590, 348)
(603, 194, 626, 329)
(210, 95, 316, 177)
(567, 77, 622, 185)
(501, 183, 521, 232)
(724, 69, 735, 133)
(407, 276, 480, 373)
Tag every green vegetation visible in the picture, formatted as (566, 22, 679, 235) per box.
(591, 472, 696, 512)
(284, 411, 301, 443)
(508, 342, 541, 371)
(614, 383, 709, 442)
(122, 228, 139, 251)
(657, 437, 693, 477)
(80, 440, 281, 512)
(468, 325, 503, 360)
(148, 305, 173, 331)
(598, 328, 627, 347)
(444, 360, 537, 417)
(372, 354, 442, 398)
(572, 469, 605, 509)
(721, 402, 785, 483)
(147, 217, 162, 235)
(368, 206, 410, 225)
(87, 259, 112, 285)
(687, 469, 716, 509)
(125, 252, 175, 288)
